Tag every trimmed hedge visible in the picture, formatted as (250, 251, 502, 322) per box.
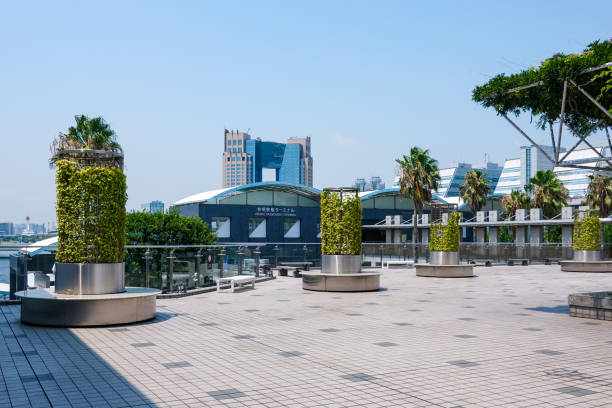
(55, 159, 127, 263)
(429, 211, 460, 252)
(573, 212, 601, 251)
(321, 189, 362, 255)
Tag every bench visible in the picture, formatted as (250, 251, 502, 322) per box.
(383, 260, 414, 269)
(216, 275, 255, 293)
(508, 259, 529, 266)
(275, 266, 301, 277)
(468, 259, 492, 267)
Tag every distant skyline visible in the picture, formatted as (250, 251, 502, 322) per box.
(1, 1, 610, 223)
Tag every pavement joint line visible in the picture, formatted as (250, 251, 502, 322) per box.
(0, 307, 53, 408)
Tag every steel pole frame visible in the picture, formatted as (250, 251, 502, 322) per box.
(495, 61, 612, 170)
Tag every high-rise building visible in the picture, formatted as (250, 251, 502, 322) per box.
(222, 130, 313, 188)
(436, 162, 502, 198)
(353, 176, 385, 192)
(0, 222, 14, 235)
(520, 145, 558, 188)
(492, 144, 610, 199)
(493, 158, 521, 195)
(141, 200, 165, 214)
(554, 145, 612, 198)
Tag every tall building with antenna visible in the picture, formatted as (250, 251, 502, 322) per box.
(222, 129, 313, 188)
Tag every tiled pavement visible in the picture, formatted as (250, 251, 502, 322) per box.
(1, 265, 612, 407)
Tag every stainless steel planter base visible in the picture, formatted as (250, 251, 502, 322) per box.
(573, 250, 602, 262)
(560, 261, 612, 273)
(302, 272, 380, 292)
(429, 251, 459, 265)
(15, 287, 160, 327)
(55, 262, 125, 295)
(415, 264, 474, 278)
(321, 255, 362, 274)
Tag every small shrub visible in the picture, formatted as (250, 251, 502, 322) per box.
(321, 189, 362, 255)
(55, 159, 127, 263)
(429, 211, 460, 252)
(573, 211, 601, 251)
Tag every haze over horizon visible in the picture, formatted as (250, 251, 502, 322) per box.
(1, 1, 610, 224)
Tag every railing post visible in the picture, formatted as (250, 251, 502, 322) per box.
(238, 246, 245, 275)
(167, 249, 175, 293)
(273, 245, 279, 267)
(488, 211, 499, 244)
(144, 249, 150, 288)
(475, 211, 486, 243)
(254, 246, 261, 277)
(195, 248, 202, 286)
(515, 209, 527, 259)
(218, 247, 226, 279)
(561, 207, 573, 249)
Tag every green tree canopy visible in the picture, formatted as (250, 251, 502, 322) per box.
(472, 39, 612, 137)
(126, 210, 216, 246)
(585, 174, 612, 217)
(525, 170, 568, 218)
(501, 190, 531, 219)
(459, 170, 491, 215)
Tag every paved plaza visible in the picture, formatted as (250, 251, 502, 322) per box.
(1, 265, 612, 407)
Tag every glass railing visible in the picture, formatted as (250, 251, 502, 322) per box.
(362, 242, 577, 264)
(4, 240, 612, 299)
(1, 243, 323, 297)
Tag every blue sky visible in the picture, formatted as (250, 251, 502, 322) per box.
(0, 1, 610, 224)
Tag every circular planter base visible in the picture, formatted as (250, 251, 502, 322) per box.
(560, 261, 612, 273)
(15, 287, 160, 327)
(302, 272, 380, 292)
(415, 264, 474, 278)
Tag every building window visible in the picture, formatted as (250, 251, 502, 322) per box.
(248, 218, 266, 238)
(284, 218, 300, 238)
(211, 217, 230, 238)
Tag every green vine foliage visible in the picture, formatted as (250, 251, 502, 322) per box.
(473, 39, 612, 136)
(573, 212, 601, 251)
(320, 190, 362, 255)
(429, 211, 460, 252)
(55, 159, 127, 263)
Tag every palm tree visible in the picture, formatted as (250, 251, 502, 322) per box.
(501, 190, 531, 219)
(585, 174, 612, 217)
(459, 170, 491, 216)
(396, 147, 441, 261)
(51, 115, 121, 166)
(525, 170, 568, 218)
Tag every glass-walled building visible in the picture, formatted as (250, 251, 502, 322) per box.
(436, 162, 502, 198)
(222, 130, 313, 188)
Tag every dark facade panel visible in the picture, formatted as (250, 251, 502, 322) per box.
(199, 203, 320, 243)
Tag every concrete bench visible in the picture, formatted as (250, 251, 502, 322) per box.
(217, 275, 255, 293)
(383, 260, 414, 269)
(508, 259, 529, 266)
(275, 266, 301, 277)
(468, 259, 492, 267)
